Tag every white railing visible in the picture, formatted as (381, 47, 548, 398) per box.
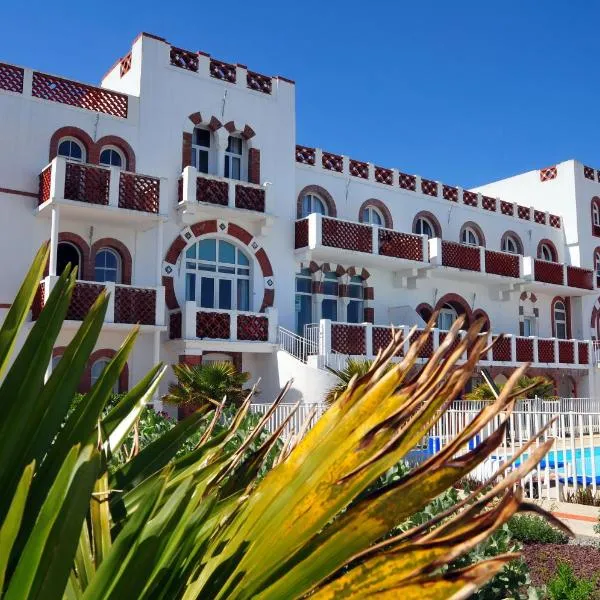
(278, 327, 317, 363)
(250, 402, 327, 437)
(304, 323, 320, 352)
(594, 341, 600, 364)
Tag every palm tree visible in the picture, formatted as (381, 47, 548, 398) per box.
(466, 375, 555, 401)
(325, 357, 393, 405)
(163, 361, 251, 413)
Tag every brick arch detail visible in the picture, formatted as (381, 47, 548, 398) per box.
(358, 198, 393, 229)
(90, 238, 133, 285)
(415, 302, 433, 324)
(83, 348, 129, 393)
(472, 308, 491, 332)
(536, 238, 558, 262)
(500, 230, 524, 255)
(94, 135, 136, 171)
(551, 295, 571, 339)
(297, 185, 337, 218)
(412, 210, 442, 238)
(47, 232, 91, 280)
(592, 197, 600, 236)
(49, 126, 95, 163)
(163, 220, 274, 312)
(459, 221, 486, 247)
(434, 293, 473, 327)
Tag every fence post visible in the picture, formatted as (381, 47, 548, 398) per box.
(319, 319, 332, 355)
(364, 322, 373, 358)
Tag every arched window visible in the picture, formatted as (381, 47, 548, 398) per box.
(56, 241, 81, 277)
(346, 275, 364, 323)
(461, 226, 480, 246)
(295, 268, 313, 334)
(90, 358, 118, 393)
(57, 138, 85, 163)
(553, 300, 567, 339)
(538, 242, 556, 262)
(593, 200, 600, 227)
(301, 194, 327, 218)
(95, 248, 121, 283)
(595, 251, 600, 285)
(437, 304, 458, 331)
(414, 216, 435, 239)
(501, 234, 521, 255)
(321, 272, 338, 321)
(191, 128, 212, 174)
(360, 206, 383, 226)
(224, 135, 243, 180)
(184, 239, 251, 311)
(99, 146, 124, 169)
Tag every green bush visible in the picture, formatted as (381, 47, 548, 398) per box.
(508, 514, 569, 545)
(547, 562, 596, 600)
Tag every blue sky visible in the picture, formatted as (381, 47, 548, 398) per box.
(1, 1, 596, 186)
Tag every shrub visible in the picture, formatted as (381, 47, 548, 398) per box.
(509, 514, 570, 545)
(547, 562, 596, 600)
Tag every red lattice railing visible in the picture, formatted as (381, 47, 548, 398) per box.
(0, 62, 24, 93)
(64, 163, 110, 205)
(197, 176, 228, 205)
(439, 330, 462, 356)
(115, 287, 156, 325)
(421, 178, 438, 196)
(534, 210, 546, 224)
(331, 323, 366, 354)
(500, 201, 514, 216)
(492, 336, 511, 361)
(31, 282, 45, 320)
(463, 191, 477, 206)
(237, 314, 268, 341)
(537, 339, 555, 363)
(558, 340, 574, 364)
(515, 337, 533, 362)
(549, 214, 561, 228)
(534, 259, 564, 285)
(579, 342, 589, 365)
(322, 152, 343, 172)
(118, 172, 159, 213)
(378, 229, 423, 261)
(584, 166, 595, 180)
(170, 47, 198, 71)
(517, 205, 531, 220)
(349, 159, 368, 179)
(411, 329, 434, 358)
(484, 250, 520, 278)
(197, 311, 230, 339)
(32, 72, 128, 118)
(443, 185, 458, 201)
(210, 59, 236, 83)
(67, 282, 104, 320)
(375, 166, 392, 185)
(247, 70, 272, 94)
(566, 266, 594, 290)
(235, 184, 265, 212)
(322, 218, 372, 253)
(441, 241, 480, 271)
(398, 172, 416, 191)
(295, 145, 315, 165)
(38, 164, 52, 205)
(120, 53, 132, 77)
(481, 196, 496, 211)
(169, 311, 182, 340)
(372, 327, 404, 356)
(295, 219, 309, 249)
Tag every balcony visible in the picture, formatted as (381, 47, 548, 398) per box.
(314, 320, 592, 370)
(295, 213, 429, 276)
(177, 166, 274, 233)
(521, 258, 595, 294)
(37, 157, 164, 230)
(32, 276, 166, 330)
(167, 301, 278, 353)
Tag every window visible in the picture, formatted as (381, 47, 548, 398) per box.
(321, 272, 338, 321)
(502, 235, 520, 255)
(99, 147, 124, 168)
(56, 242, 81, 277)
(553, 300, 567, 339)
(437, 304, 458, 331)
(224, 136, 243, 180)
(461, 226, 480, 246)
(522, 316, 535, 337)
(595, 252, 600, 283)
(361, 206, 383, 226)
(594, 202, 600, 227)
(538, 243, 555, 262)
(90, 358, 118, 393)
(192, 128, 211, 174)
(414, 216, 435, 239)
(184, 240, 250, 311)
(57, 138, 84, 163)
(95, 248, 121, 283)
(295, 269, 313, 334)
(346, 276, 364, 323)
(301, 194, 327, 218)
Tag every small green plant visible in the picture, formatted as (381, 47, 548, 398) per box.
(565, 488, 600, 507)
(508, 514, 569, 545)
(546, 562, 596, 600)
(466, 375, 556, 401)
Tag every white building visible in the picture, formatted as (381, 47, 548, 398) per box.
(1, 32, 599, 410)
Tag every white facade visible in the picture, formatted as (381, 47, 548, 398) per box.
(1, 32, 599, 409)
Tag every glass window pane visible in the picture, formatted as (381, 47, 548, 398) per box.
(198, 150, 209, 173)
(231, 157, 241, 180)
(224, 156, 230, 178)
(186, 245, 196, 259)
(237, 279, 250, 311)
(219, 266, 235, 274)
(315, 197, 325, 215)
(219, 279, 232, 310)
(200, 277, 214, 308)
(185, 273, 196, 301)
(296, 294, 312, 333)
(238, 251, 249, 266)
(296, 278, 311, 293)
(195, 128, 211, 147)
(198, 239, 216, 261)
(105, 251, 117, 269)
(219, 241, 236, 264)
(347, 300, 362, 323)
(302, 196, 310, 217)
(322, 299, 337, 321)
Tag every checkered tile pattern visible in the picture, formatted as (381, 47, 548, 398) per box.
(378, 230, 423, 261)
(515, 337, 533, 362)
(247, 70, 272, 94)
(196, 176, 228, 205)
(481, 196, 496, 211)
(64, 163, 110, 205)
(566, 266, 594, 290)
(322, 152, 343, 172)
(322, 218, 372, 253)
(38, 164, 52, 205)
(441, 241, 480, 271)
(517, 205, 531, 220)
(237, 314, 268, 341)
(584, 166, 596, 180)
(119, 172, 159, 213)
(349, 159, 368, 179)
(67, 283, 104, 321)
(372, 327, 403, 356)
(235, 184, 265, 212)
(539, 166, 557, 182)
(196, 311, 231, 339)
(295, 219, 309, 249)
(558, 340, 574, 364)
(331, 323, 366, 354)
(534, 210, 546, 224)
(534, 259, 564, 285)
(421, 178, 438, 197)
(492, 336, 511, 361)
(0, 62, 24, 93)
(295, 145, 316, 165)
(374, 166, 393, 185)
(462, 191, 477, 206)
(443, 185, 458, 201)
(579, 342, 589, 365)
(169, 311, 182, 340)
(210, 59, 236, 83)
(537, 339, 555, 363)
(549, 214, 561, 228)
(114, 287, 156, 325)
(500, 201, 514, 216)
(398, 172, 416, 191)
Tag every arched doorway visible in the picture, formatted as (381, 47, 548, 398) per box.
(56, 242, 82, 277)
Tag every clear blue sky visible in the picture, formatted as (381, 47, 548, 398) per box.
(1, 1, 596, 186)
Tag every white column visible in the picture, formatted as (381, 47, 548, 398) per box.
(155, 220, 163, 286)
(319, 319, 332, 355)
(227, 178, 235, 208)
(184, 301, 196, 339)
(308, 213, 322, 249)
(364, 322, 373, 358)
(152, 329, 162, 410)
(49, 204, 60, 277)
(532, 336, 539, 364)
(108, 167, 120, 207)
(314, 148, 323, 170)
(104, 282, 116, 323)
(509, 335, 516, 363)
(155, 286, 165, 327)
(478, 247, 485, 273)
(49, 156, 66, 201)
(553, 338, 560, 365)
(574, 340, 579, 365)
(22, 68, 33, 96)
(428, 237, 442, 265)
(230, 310, 238, 341)
(432, 328, 440, 353)
(371, 225, 379, 255)
(266, 307, 278, 343)
(182, 165, 197, 203)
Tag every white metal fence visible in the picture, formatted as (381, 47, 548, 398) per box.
(278, 327, 317, 363)
(249, 402, 327, 438)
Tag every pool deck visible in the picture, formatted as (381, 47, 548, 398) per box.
(534, 499, 599, 539)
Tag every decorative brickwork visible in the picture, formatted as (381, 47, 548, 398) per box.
(372, 327, 403, 356)
(537, 339, 555, 363)
(247, 70, 272, 94)
(331, 323, 366, 355)
(295, 145, 316, 165)
(534, 259, 564, 285)
(349, 159, 368, 179)
(295, 218, 309, 249)
(463, 191, 477, 206)
(515, 337, 533, 362)
(235, 184, 265, 212)
(398, 172, 416, 191)
(412, 330, 434, 358)
(297, 185, 337, 218)
(210, 59, 236, 83)
(481, 196, 496, 211)
(169, 311, 182, 339)
(197, 311, 230, 338)
(558, 340, 574, 364)
(378, 229, 423, 261)
(441, 241, 480, 271)
(31, 282, 45, 320)
(248, 148, 260, 184)
(64, 163, 110, 205)
(322, 151, 343, 172)
(484, 250, 520, 278)
(584, 166, 595, 180)
(534, 210, 546, 224)
(438, 330, 462, 355)
(94, 135, 136, 171)
(549, 214, 561, 228)
(500, 201, 514, 216)
(114, 287, 156, 325)
(359, 199, 393, 229)
(170, 47, 199, 71)
(540, 166, 557, 181)
(119, 53, 132, 77)
(32, 72, 128, 118)
(0, 63, 24, 93)
(517, 205, 531, 220)
(421, 178, 437, 197)
(374, 166, 393, 185)
(322, 218, 372, 253)
(443, 185, 458, 202)
(67, 282, 104, 321)
(118, 172, 159, 213)
(578, 342, 589, 365)
(196, 176, 228, 205)
(566, 266, 594, 290)
(492, 336, 511, 361)
(38, 164, 52, 205)
(237, 314, 268, 341)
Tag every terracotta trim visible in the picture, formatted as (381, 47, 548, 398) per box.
(296, 184, 337, 218)
(0, 187, 38, 198)
(412, 210, 442, 238)
(500, 230, 524, 255)
(90, 238, 133, 285)
(358, 198, 393, 229)
(536, 238, 558, 262)
(459, 220, 486, 247)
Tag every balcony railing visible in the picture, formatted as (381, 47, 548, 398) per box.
(522, 258, 595, 291)
(38, 157, 161, 214)
(169, 302, 277, 344)
(314, 319, 592, 369)
(32, 276, 165, 326)
(179, 166, 268, 214)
